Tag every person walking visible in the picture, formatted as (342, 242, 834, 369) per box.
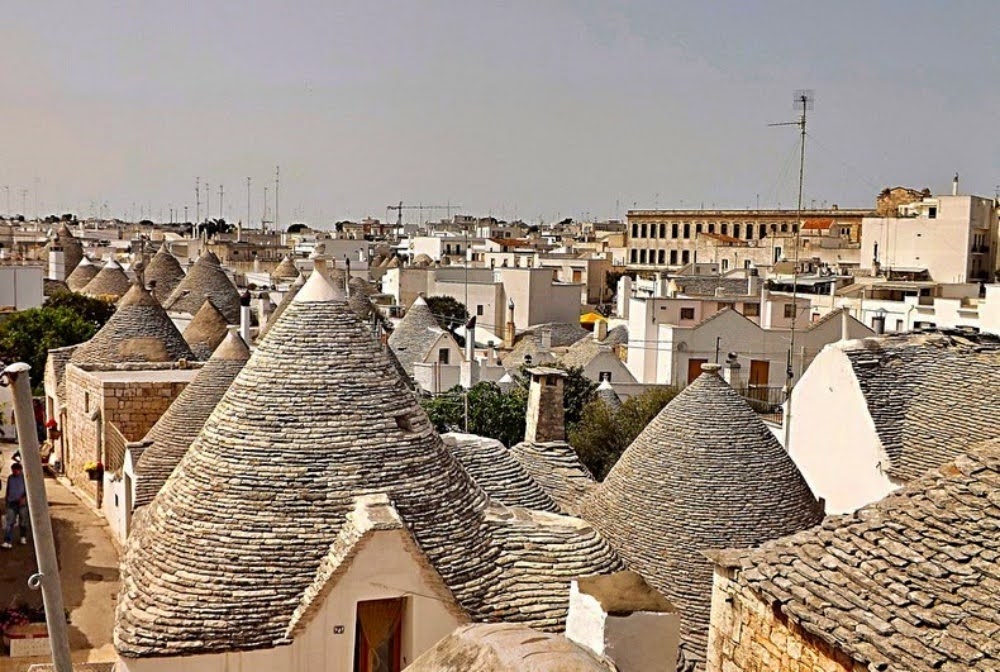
(2, 462, 29, 548)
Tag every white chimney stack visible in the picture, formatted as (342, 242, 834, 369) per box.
(566, 572, 679, 672)
(594, 319, 608, 342)
(952, 172, 959, 196)
(840, 308, 851, 342)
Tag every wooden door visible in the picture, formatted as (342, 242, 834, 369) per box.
(687, 358, 708, 384)
(749, 359, 770, 387)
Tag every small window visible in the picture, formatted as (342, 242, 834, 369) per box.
(670, 250, 678, 265)
(477, 304, 484, 316)
(744, 260, 752, 269)
(743, 302, 760, 317)
(438, 348, 450, 365)
(657, 249, 665, 264)
(630, 249, 638, 263)
(683, 223, 690, 239)
(631, 224, 639, 237)
(784, 304, 796, 319)
(84, 392, 90, 413)
(659, 223, 666, 238)
(671, 223, 679, 238)
(599, 371, 612, 382)
(928, 206, 937, 219)
(733, 224, 741, 239)
(641, 224, 648, 238)
(680, 307, 695, 320)
(721, 223, 729, 235)
(696, 223, 703, 234)
(681, 250, 690, 264)
(721, 259, 730, 271)
(640, 249, 648, 264)
(708, 223, 716, 234)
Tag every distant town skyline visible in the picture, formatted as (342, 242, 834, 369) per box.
(1, 1, 997, 225)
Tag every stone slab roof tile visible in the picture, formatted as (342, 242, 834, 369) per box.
(510, 441, 597, 515)
(82, 259, 131, 300)
(143, 245, 186, 302)
(163, 252, 242, 322)
(580, 369, 824, 669)
(70, 283, 195, 366)
(182, 299, 231, 361)
(725, 440, 1000, 672)
(387, 295, 441, 376)
(843, 331, 1000, 481)
(65, 257, 98, 292)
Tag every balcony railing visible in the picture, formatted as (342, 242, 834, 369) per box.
(735, 386, 786, 424)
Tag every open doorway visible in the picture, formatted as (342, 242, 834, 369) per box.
(353, 598, 404, 672)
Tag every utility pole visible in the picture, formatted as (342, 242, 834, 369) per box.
(195, 177, 201, 224)
(770, 89, 813, 453)
(219, 184, 224, 220)
(274, 165, 280, 234)
(263, 186, 268, 231)
(2, 363, 73, 672)
(184, 205, 189, 223)
(246, 177, 251, 230)
(205, 182, 211, 222)
(2, 186, 8, 215)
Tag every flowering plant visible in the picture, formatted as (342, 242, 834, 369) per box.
(83, 461, 103, 472)
(0, 605, 45, 632)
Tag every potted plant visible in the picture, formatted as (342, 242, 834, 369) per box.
(1, 604, 49, 658)
(83, 460, 104, 481)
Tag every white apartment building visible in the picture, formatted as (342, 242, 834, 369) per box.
(861, 188, 998, 284)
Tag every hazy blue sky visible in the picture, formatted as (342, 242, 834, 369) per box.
(2, 1, 997, 225)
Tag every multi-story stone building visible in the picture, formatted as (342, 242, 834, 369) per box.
(626, 207, 871, 272)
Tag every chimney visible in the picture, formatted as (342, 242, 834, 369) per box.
(594, 319, 608, 342)
(871, 310, 886, 336)
(48, 242, 65, 282)
(253, 255, 261, 273)
(240, 291, 253, 344)
(565, 572, 679, 672)
(722, 352, 742, 388)
(503, 298, 516, 349)
(840, 308, 851, 341)
(714, 286, 725, 297)
(746, 267, 759, 296)
(524, 367, 566, 443)
(953, 172, 959, 196)
(539, 328, 552, 353)
(487, 341, 497, 367)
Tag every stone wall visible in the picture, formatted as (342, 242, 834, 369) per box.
(103, 380, 188, 445)
(707, 567, 864, 672)
(525, 373, 565, 443)
(64, 366, 190, 502)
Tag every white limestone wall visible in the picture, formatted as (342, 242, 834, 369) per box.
(787, 344, 897, 514)
(120, 528, 464, 672)
(0, 267, 44, 311)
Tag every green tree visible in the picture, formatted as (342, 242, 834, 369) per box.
(0, 307, 99, 391)
(45, 291, 116, 330)
(569, 385, 678, 479)
(425, 295, 469, 332)
(422, 382, 527, 447)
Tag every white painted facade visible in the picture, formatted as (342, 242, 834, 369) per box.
(786, 342, 901, 514)
(861, 194, 998, 283)
(0, 266, 45, 311)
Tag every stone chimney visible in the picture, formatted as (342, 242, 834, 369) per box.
(616, 275, 633, 319)
(953, 172, 959, 196)
(524, 367, 566, 443)
(841, 308, 851, 341)
(503, 298, 516, 349)
(240, 291, 253, 344)
(565, 571, 679, 672)
(722, 352, 742, 388)
(594, 319, 608, 342)
(746, 268, 759, 296)
(539, 328, 552, 353)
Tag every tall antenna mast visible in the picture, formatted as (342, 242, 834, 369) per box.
(274, 165, 280, 234)
(195, 177, 200, 224)
(205, 182, 211, 223)
(769, 89, 813, 452)
(219, 184, 224, 220)
(246, 177, 252, 231)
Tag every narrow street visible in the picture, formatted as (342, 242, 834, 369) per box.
(1, 444, 119, 671)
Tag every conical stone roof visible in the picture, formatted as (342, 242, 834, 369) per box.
(182, 299, 231, 360)
(580, 367, 824, 668)
(258, 281, 301, 340)
(117, 271, 620, 658)
(133, 331, 250, 509)
(65, 257, 98, 292)
(70, 283, 195, 366)
(163, 252, 241, 322)
(144, 245, 185, 302)
(595, 379, 622, 411)
(83, 259, 132, 300)
(51, 223, 84, 276)
(387, 295, 440, 376)
(271, 255, 299, 280)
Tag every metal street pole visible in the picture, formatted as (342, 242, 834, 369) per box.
(2, 363, 72, 672)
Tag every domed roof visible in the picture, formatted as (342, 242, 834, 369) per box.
(271, 255, 299, 280)
(163, 252, 241, 322)
(412, 253, 433, 267)
(70, 282, 195, 366)
(182, 299, 231, 360)
(82, 258, 132, 300)
(117, 270, 620, 658)
(133, 330, 250, 509)
(65, 256, 98, 292)
(580, 366, 824, 668)
(387, 295, 441, 376)
(143, 245, 185, 302)
(348, 275, 377, 297)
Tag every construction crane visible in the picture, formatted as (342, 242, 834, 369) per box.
(386, 201, 460, 228)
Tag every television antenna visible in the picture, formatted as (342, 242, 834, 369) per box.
(769, 89, 813, 452)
